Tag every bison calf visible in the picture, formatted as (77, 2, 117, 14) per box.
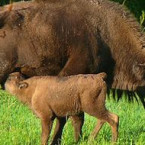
(5, 72, 119, 145)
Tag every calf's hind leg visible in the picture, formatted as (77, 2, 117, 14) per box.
(84, 85, 119, 142)
(90, 112, 119, 142)
(90, 119, 105, 139)
(107, 112, 119, 142)
(94, 85, 119, 142)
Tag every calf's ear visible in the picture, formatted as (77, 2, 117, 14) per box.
(18, 82, 28, 89)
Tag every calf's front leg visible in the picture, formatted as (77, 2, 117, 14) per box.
(41, 118, 53, 145)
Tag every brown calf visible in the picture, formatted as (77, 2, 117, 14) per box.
(5, 72, 119, 145)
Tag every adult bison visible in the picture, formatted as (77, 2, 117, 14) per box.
(0, 0, 145, 144)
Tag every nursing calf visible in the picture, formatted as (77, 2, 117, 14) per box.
(5, 72, 119, 145)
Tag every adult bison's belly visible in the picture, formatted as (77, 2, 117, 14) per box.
(16, 10, 68, 77)
(19, 63, 62, 77)
(16, 45, 66, 77)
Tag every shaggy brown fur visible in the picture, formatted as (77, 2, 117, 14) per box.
(5, 72, 119, 145)
(0, 0, 145, 144)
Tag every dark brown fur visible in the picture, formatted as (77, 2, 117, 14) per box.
(0, 0, 145, 144)
(5, 72, 119, 145)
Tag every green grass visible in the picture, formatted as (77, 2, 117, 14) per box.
(0, 0, 145, 144)
(0, 90, 145, 145)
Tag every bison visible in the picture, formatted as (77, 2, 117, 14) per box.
(5, 72, 119, 145)
(0, 0, 145, 144)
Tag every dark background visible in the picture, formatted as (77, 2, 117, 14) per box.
(111, 0, 145, 19)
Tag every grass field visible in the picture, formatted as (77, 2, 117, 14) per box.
(0, 1, 145, 145)
(0, 90, 145, 145)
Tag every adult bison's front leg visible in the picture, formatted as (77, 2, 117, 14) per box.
(71, 113, 84, 142)
(0, 28, 17, 86)
(0, 55, 16, 86)
(59, 50, 89, 76)
(58, 52, 89, 141)
(51, 117, 67, 145)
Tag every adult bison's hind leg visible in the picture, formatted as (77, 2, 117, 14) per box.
(51, 117, 66, 145)
(58, 51, 88, 142)
(72, 113, 84, 142)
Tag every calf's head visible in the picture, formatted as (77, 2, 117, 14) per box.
(5, 72, 28, 95)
